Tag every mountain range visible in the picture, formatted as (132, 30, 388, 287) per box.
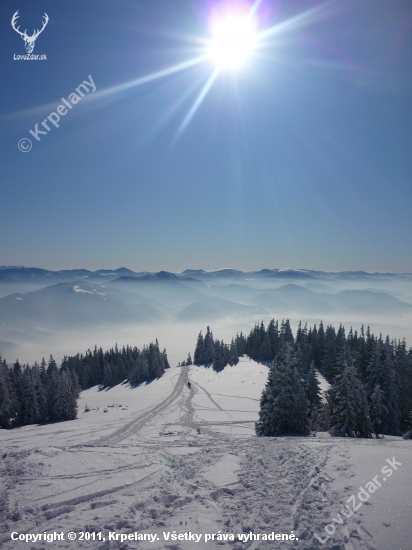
(0, 266, 412, 328)
(0, 266, 411, 359)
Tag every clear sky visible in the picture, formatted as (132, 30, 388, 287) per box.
(1, 0, 411, 272)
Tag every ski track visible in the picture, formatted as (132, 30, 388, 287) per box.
(0, 365, 396, 550)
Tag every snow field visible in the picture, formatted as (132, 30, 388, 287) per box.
(0, 360, 410, 550)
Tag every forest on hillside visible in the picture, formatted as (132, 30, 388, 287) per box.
(0, 340, 169, 429)
(194, 320, 412, 437)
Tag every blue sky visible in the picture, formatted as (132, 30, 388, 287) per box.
(1, 0, 411, 272)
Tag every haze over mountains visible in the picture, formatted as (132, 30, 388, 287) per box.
(1, 266, 411, 364)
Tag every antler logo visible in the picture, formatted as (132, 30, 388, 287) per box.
(11, 11, 49, 54)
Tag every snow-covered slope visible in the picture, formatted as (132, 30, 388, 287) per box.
(0, 361, 410, 550)
(316, 368, 330, 394)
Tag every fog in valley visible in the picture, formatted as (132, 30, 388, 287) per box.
(1, 266, 411, 366)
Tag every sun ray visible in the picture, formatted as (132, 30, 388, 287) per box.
(90, 56, 209, 102)
(247, 0, 265, 21)
(2, 1, 344, 138)
(139, 72, 212, 146)
(257, 0, 339, 41)
(175, 66, 221, 138)
(0, 55, 208, 122)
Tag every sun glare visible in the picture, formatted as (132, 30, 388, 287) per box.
(208, 16, 257, 70)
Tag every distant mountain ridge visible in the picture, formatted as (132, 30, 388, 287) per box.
(0, 267, 411, 341)
(1, 266, 411, 282)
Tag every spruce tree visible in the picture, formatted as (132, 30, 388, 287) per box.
(322, 325, 337, 382)
(81, 361, 91, 389)
(0, 358, 18, 428)
(213, 340, 226, 370)
(259, 333, 273, 362)
(381, 353, 401, 436)
(47, 355, 58, 377)
(315, 321, 326, 369)
(51, 371, 76, 421)
(127, 358, 135, 381)
(10, 360, 23, 423)
(235, 331, 246, 356)
(102, 362, 113, 387)
(90, 347, 102, 386)
(366, 338, 385, 395)
(256, 343, 309, 436)
(47, 370, 58, 420)
(32, 363, 48, 422)
(267, 319, 279, 357)
(130, 358, 141, 385)
(355, 384, 374, 438)
(39, 357, 48, 386)
(204, 326, 215, 364)
(280, 319, 294, 346)
(194, 331, 205, 365)
(335, 324, 346, 362)
(148, 340, 165, 378)
(330, 358, 372, 438)
(369, 384, 387, 437)
(114, 358, 126, 384)
(249, 324, 261, 359)
(162, 348, 170, 370)
(139, 355, 149, 381)
(394, 340, 412, 431)
(21, 366, 41, 425)
(229, 339, 239, 366)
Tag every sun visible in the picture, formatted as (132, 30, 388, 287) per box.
(208, 15, 257, 70)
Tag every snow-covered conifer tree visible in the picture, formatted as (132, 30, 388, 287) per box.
(114, 358, 126, 384)
(314, 320, 326, 370)
(381, 349, 401, 436)
(369, 384, 388, 437)
(256, 343, 309, 436)
(161, 348, 170, 370)
(394, 340, 412, 432)
(130, 358, 141, 385)
(259, 333, 273, 362)
(47, 370, 58, 420)
(213, 340, 226, 370)
(51, 371, 75, 421)
(322, 325, 337, 382)
(0, 358, 18, 428)
(194, 331, 205, 365)
(47, 355, 58, 377)
(32, 362, 48, 422)
(20, 366, 41, 425)
(366, 338, 385, 395)
(229, 339, 239, 366)
(102, 361, 113, 387)
(330, 357, 372, 438)
(280, 319, 294, 346)
(204, 326, 215, 364)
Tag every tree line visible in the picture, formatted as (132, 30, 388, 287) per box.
(193, 320, 412, 438)
(193, 326, 239, 369)
(0, 356, 79, 428)
(0, 340, 169, 429)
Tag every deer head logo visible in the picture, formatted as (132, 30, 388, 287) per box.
(11, 11, 49, 54)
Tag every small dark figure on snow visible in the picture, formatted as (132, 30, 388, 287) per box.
(196, 428, 201, 434)
(187, 381, 191, 389)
